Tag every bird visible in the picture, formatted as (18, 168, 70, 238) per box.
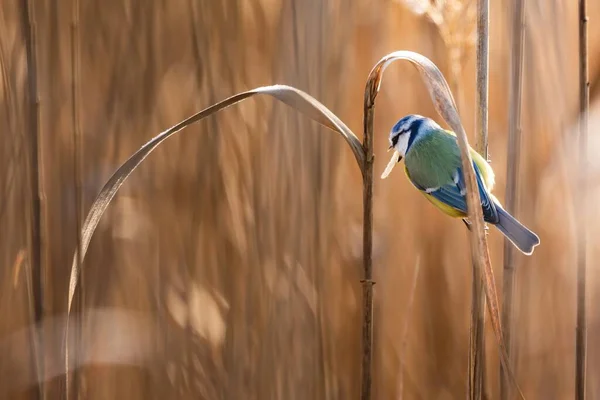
(380, 114, 540, 255)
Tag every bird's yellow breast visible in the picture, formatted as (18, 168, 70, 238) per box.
(422, 192, 468, 218)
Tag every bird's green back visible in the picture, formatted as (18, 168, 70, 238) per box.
(404, 128, 495, 191)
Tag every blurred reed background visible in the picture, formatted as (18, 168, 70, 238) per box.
(1, 0, 600, 399)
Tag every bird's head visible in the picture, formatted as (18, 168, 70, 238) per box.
(381, 114, 433, 179)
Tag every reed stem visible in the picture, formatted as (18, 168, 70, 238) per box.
(360, 98, 375, 400)
(501, 0, 525, 397)
(470, 0, 489, 398)
(69, 0, 83, 397)
(575, 0, 589, 398)
(20, 0, 44, 398)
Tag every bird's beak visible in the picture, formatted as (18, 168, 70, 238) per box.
(387, 145, 393, 152)
(381, 149, 402, 179)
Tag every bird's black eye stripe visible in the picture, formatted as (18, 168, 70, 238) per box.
(391, 129, 407, 146)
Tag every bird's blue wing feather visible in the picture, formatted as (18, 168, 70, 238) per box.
(427, 162, 499, 223)
(428, 184, 467, 212)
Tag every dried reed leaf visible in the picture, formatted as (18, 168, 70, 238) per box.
(67, 84, 363, 313)
(365, 50, 523, 398)
(64, 84, 364, 379)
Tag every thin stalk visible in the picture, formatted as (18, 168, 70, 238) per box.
(69, 0, 83, 398)
(575, 0, 589, 398)
(396, 256, 421, 400)
(501, 0, 525, 398)
(475, 0, 489, 158)
(361, 94, 375, 400)
(470, 0, 489, 398)
(20, 0, 44, 398)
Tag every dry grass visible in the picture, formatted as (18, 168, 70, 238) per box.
(0, 0, 600, 399)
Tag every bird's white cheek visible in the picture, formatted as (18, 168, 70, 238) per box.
(381, 150, 401, 179)
(395, 133, 410, 156)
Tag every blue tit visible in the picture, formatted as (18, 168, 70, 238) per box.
(381, 114, 540, 255)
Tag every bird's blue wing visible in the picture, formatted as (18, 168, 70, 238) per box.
(426, 162, 499, 224)
(426, 182, 467, 212)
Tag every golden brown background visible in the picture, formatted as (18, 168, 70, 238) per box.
(1, 0, 600, 398)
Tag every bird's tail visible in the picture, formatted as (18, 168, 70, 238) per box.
(494, 206, 540, 255)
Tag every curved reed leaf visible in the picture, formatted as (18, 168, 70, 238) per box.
(365, 51, 462, 131)
(63, 85, 364, 389)
(365, 50, 523, 398)
(67, 84, 363, 314)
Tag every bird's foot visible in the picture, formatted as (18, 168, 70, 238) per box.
(462, 218, 490, 232)
(462, 218, 472, 231)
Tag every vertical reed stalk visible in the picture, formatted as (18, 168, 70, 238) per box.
(20, 0, 44, 398)
(70, 0, 83, 398)
(475, 0, 489, 159)
(361, 94, 375, 400)
(470, 0, 489, 398)
(501, 0, 525, 397)
(396, 256, 420, 400)
(575, 0, 589, 398)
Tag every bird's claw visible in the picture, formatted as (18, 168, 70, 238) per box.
(462, 219, 472, 231)
(462, 218, 490, 232)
